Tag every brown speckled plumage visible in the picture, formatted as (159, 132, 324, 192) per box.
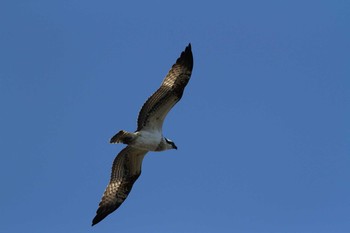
(92, 44, 193, 226)
(137, 44, 193, 131)
(92, 147, 146, 226)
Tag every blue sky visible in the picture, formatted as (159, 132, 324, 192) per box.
(1, 1, 349, 232)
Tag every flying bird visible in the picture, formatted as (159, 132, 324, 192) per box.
(92, 44, 194, 226)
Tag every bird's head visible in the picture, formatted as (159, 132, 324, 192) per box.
(165, 138, 177, 150)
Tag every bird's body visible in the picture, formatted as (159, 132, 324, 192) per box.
(92, 44, 193, 226)
(132, 130, 164, 151)
(112, 129, 170, 151)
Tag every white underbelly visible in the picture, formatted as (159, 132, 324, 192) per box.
(133, 130, 162, 151)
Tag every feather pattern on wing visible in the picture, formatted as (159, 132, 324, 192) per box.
(92, 43, 194, 226)
(92, 146, 147, 226)
(137, 44, 193, 132)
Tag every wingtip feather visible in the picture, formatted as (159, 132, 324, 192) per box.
(176, 43, 193, 71)
(92, 211, 108, 226)
(91, 217, 99, 226)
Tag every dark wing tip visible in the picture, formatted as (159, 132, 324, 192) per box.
(175, 43, 193, 71)
(92, 215, 101, 226)
(92, 209, 106, 226)
(91, 217, 99, 226)
(92, 206, 116, 226)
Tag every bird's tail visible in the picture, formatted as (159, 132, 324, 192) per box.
(110, 130, 135, 144)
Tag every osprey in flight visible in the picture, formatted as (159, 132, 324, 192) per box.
(92, 44, 194, 226)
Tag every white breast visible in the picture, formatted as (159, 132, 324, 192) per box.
(133, 130, 162, 151)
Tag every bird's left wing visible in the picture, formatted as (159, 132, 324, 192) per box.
(92, 146, 148, 226)
(137, 44, 193, 132)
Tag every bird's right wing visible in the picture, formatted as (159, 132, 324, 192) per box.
(92, 146, 148, 226)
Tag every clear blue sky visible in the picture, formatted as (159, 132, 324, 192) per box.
(1, 1, 349, 232)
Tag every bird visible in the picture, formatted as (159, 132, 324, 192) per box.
(92, 44, 194, 226)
